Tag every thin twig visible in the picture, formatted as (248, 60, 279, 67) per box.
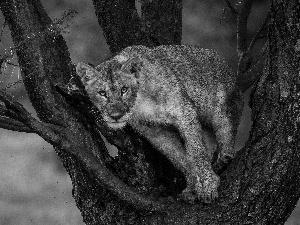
(0, 116, 34, 133)
(52, 9, 78, 27)
(0, 19, 6, 39)
(5, 62, 18, 67)
(0, 89, 62, 144)
(0, 54, 10, 68)
(1, 79, 23, 91)
(49, 9, 78, 34)
(248, 13, 270, 52)
(0, 90, 27, 119)
(237, 0, 254, 55)
(225, 0, 238, 15)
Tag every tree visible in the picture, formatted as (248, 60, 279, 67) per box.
(0, 0, 299, 224)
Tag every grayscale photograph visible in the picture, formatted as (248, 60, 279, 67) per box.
(0, 0, 299, 224)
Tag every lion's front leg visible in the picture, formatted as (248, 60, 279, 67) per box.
(134, 124, 188, 174)
(134, 123, 212, 201)
(174, 106, 220, 203)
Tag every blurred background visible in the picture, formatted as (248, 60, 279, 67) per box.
(0, 0, 299, 224)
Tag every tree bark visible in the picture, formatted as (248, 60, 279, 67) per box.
(0, 0, 299, 224)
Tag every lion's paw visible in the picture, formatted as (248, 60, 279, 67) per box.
(181, 170, 220, 203)
(194, 172, 220, 203)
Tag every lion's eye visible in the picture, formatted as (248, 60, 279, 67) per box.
(121, 86, 128, 95)
(98, 90, 107, 97)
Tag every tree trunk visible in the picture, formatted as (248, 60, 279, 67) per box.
(0, 0, 299, 224)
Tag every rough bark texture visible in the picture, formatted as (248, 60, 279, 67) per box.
(0, 0, 300, 224)
(141, 0, 182, 45)
(92, 0, 152, 54)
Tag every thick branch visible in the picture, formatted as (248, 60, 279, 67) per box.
(66, 133, 171, 212)
(0, 0, 73, 124)
(141, 0, 182, 45)
(92, 0, 153, 54)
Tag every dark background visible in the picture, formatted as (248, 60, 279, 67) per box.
(0, 0, 298, 224)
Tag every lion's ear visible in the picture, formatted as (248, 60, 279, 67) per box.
(76, 62, 97, 85)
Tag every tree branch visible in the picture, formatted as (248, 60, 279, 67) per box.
(236, 44, 267, 93)
(141, 0, 182, 45)
(0, 82, 169, 211)
(235, 14, 269, 92)
(0, 116, 34, 133)
(65, 132, 171, 212)
(92, 0, 153, 54)
(225, 0, 238, 16)
(0, 89, 63, 143)
(248, 14, 269, 52)
(237, 0, 254, 56)
(234, 0, 269, 89)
